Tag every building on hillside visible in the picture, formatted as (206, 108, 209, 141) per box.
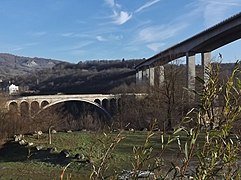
(9, 84, 19, 95)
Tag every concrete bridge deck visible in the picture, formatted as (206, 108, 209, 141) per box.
(135, 12, 241, 93)
(136, 12, 241, 69)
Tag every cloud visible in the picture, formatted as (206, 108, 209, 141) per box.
(68, 42, 93, 50)
(13, 47, 24, 51)
(11, 42, 38, 52)
(60, 32, 74, 37)
(31, 31, 47, 36)
(96, 35, 107, 41)
(59, 30, 123, 43)
(201, 0, 240, 6)
(109, 34, 123, 40)
(131, 22, 187, 52)
(71, 49, 86, 56)
(123, 45, 139, 52)
(104, 0, 115, 7)
(147, 43, 165, 52)
(135, 0, 160, 13)
(112, 10, 132, 25)
(104, 0, 132, 25)
(196, 0, 241, 27)
(57, 41, 93, 54)
(203, 2, 231, 27)
(59, 32, 91, 39)
(138, 23, 187, 43)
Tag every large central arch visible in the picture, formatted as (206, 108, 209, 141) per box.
(35, 99, 112, 123)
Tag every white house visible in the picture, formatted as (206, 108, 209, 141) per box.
(9, 84, 19, 95)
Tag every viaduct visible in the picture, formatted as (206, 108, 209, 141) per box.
(135, 12, 241, 91)
(6, 94, 146, 119)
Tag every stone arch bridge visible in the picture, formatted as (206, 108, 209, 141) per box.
(6, 94, 146, 119)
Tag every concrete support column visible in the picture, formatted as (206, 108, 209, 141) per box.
(158, 66, 165, 87)
(149, 67, 155, 86)
(136, 71, 139, 83)
(136, 70, 143, 84)
(186, 52, 196, 91)
(143, 69, 147, 81)
(146, 68, 150, 80)
(201, 52, 211, 83)
(141, 68, 150, 84)
(138, 70, 143, 81)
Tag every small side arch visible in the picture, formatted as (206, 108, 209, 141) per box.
(94, 99, 101, 105)
(9, 101, 18, 113)
(20, 101, 29, 117)
(109, 98, 117, 115)
(102, 99, 109, 111)
(41, 100, 49, 108)
(31, 101, 40, 115)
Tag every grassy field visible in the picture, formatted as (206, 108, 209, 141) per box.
(0, 130, 201, 179)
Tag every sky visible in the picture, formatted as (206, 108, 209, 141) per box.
(0, 0, 241, 63)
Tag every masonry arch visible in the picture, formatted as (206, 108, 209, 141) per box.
(31, 101, 39, 115)
(102, 99, 109, 111)
(94, 99, 101, 105)
(110, 98, 117, 115)
(9, 101, 18, 113)
(41, 100, 49, 108)
(20, 101, 29, 118)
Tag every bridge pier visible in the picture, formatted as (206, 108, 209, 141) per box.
(141, 69, 146, 82)
(136, 66, 165, 87)
(201, 52, 211, 83)
(149, 67, 155, 86)
(157, 66, 165, 87)
(135, 51, 211, 100)
(136, 70, 143, 84)
(186, 52, 196, 101)
(138, 68, 149, 84)
(185, 51, 211, 100)
(186, 52, 196, 91)
(145, 68, 150, 82)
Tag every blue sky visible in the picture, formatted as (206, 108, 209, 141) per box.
(0, 0, 241, 63)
